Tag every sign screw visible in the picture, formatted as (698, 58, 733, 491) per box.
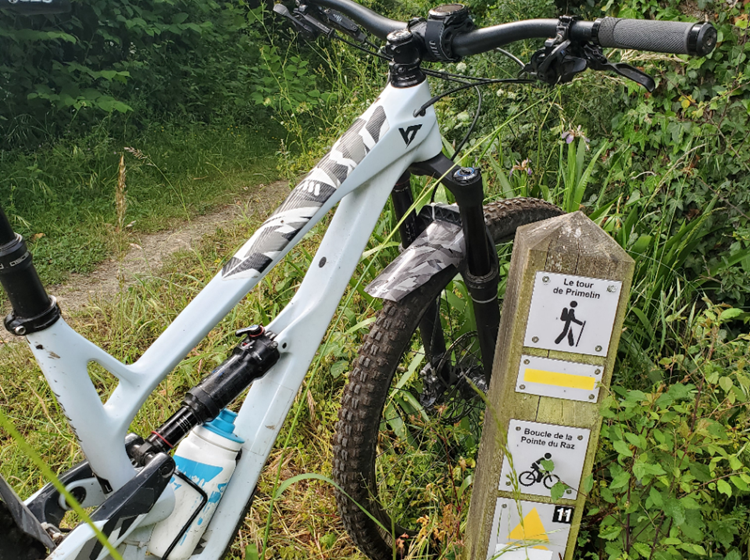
(595, 345, 602, 352)
(542, 276, 550, 284)
(516, 426, 521, 431)
(566, 489, 573, 495)
(578, 435, 583, 440)
(506, 481, 511, 486)
(519, 384, 526, 390)
(595, 368, 601, 375)
(607, 285, 616, 293)
(588, 394, 595, 400)
(502, 503, 507, 508)
(524, 359, 530, 365)
(532, 336, 539, 343)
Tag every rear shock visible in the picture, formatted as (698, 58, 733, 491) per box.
(131, 325, 279, 465)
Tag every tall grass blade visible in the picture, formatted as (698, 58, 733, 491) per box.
(0, 409, 123, 560)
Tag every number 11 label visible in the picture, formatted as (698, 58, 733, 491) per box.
(553, 505, 574, 524)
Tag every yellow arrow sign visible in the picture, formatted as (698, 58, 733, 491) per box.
(508, 507, 549, 548)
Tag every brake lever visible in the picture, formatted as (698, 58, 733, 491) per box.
(272, 3, 333, 41)
(522, 36, 655, 92)
(324, 8, 367, 43)
(582, 44, 655, 92)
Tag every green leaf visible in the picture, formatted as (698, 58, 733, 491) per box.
(717, 479, 732, 497)
(624, 432, 644, 449)
(689, 463, 712, 482)
(633, 460, 666, 480)
(631, 234, 653, 254)
(719, 377, 733, 392)
(613, 440, 633, 457)
(664, 497, 686, 525)
(245, 544, 259, 560)
(730, 475, 749, 491)
(632, 542, 653, 557)
(320, 533, 337, 550)
(330, 361, 348, 379)
(583, 474, 594, 493)
(679, 543, 707, 556)
(719, 307, 743, 321)
(550, 481, 566, 500)
(649, 487, 664, 507)
(599, 524, 621, 540)
(610, 471, 631, 490)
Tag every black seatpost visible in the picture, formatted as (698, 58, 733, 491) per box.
(0, 203, 60, 336)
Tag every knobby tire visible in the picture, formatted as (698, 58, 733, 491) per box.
(332, 197, 563, 560)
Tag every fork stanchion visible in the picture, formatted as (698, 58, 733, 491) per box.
(464, 211, 634, 560)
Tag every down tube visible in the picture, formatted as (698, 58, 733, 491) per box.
(194, 160, 415, 558)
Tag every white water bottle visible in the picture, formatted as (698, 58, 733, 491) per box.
(147, 409, 244, 559)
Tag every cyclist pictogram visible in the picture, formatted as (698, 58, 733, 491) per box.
(519, 452, 561, 489)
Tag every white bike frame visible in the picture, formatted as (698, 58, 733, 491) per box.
(23, 79, 444, 560)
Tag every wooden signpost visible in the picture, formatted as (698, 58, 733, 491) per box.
(464, 211, 634, 560)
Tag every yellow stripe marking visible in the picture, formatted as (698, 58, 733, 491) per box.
(524, 368, 596, 390)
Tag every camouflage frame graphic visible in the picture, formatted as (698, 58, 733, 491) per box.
(222, 104, 389, 280)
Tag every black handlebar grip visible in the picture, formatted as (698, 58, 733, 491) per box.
(593, 18, 717, 56)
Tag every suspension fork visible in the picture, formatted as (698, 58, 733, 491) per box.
(409, 155, 500, 381)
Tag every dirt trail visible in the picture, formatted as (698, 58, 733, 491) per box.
(1, 180, 289, 342)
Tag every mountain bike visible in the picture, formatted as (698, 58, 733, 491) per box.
(0, 0, 716, 559)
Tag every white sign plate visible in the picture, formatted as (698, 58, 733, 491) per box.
(523, 272, 621, 356)
(499, 419, 590, 499)
(487, 498, 574, 560)
(517, 355, 603, 403)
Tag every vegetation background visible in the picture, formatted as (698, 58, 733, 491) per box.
(0, 0, 749, 558)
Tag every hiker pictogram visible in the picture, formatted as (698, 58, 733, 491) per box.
(554, 301, 586, 347)
(525, 272, 622, 356)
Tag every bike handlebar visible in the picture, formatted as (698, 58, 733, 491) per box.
(305, 0, 716, 57)
(306, 0, 405, 38)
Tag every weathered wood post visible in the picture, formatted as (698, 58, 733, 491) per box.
(464, 211, 634, 560)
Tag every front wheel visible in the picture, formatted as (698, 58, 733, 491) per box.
(333, 198, 563, 560)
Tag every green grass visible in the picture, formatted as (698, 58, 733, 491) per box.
(0, 117, 283, 288)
